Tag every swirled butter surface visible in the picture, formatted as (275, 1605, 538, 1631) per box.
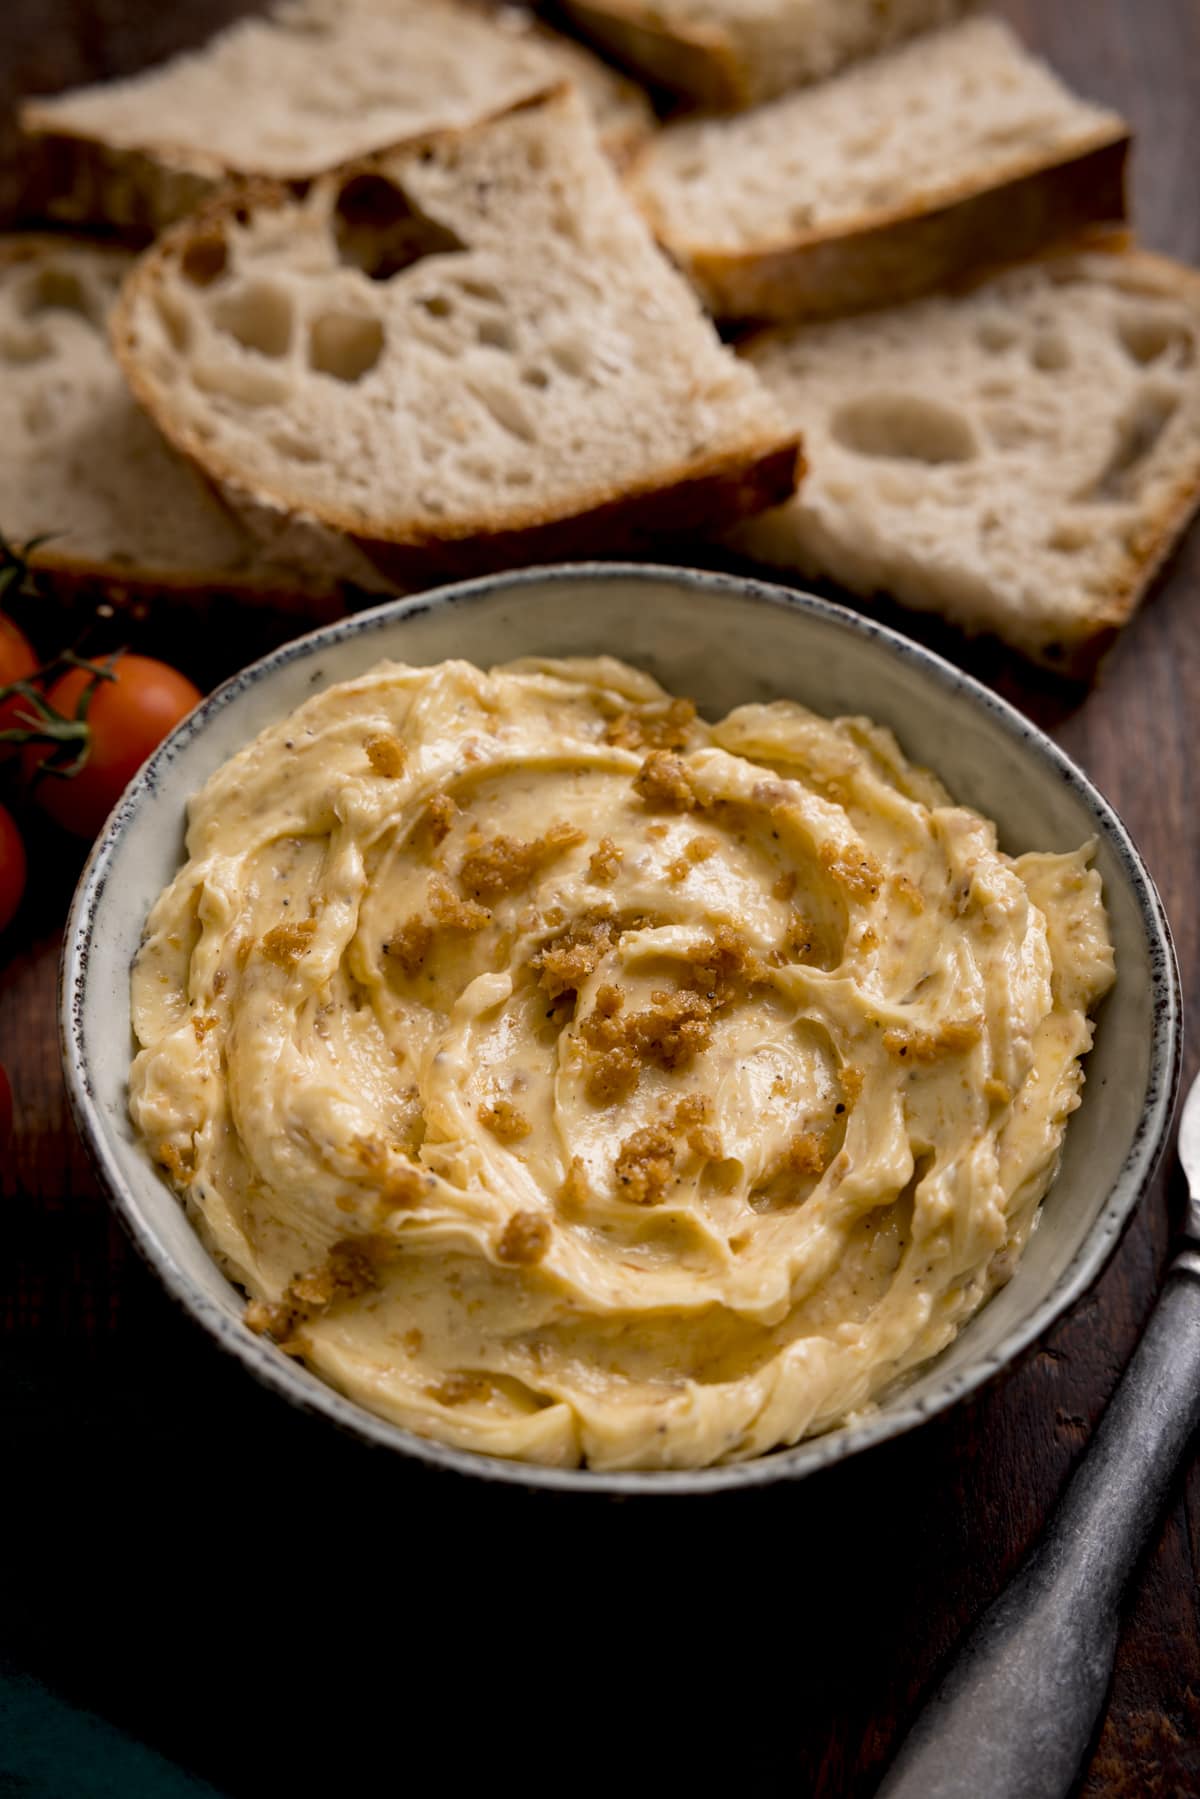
(129, 657, 1114, 1470)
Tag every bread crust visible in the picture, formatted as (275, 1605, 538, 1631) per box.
(560, 0, 749, 109)
(110, 102, 804, 575)
(18, 9, 653, 236)
(631, 127, 1132, 322)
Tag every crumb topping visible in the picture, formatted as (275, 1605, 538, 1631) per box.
(364, 733, 407, 778)
(634, 750, 700, 812)
(614, 1123, 677, 1205)
(459, 822, 585, 903)
(819, 840, 883, 900)
(386, 915, 433, 975)
(605, 697, 697, 754)
(587, 835, 624, 884)
(496, 1209, 551, 1264)
(260, 918, 317, 968)
(424, 791, 458, 845)
(479, 1097, 532, 1143)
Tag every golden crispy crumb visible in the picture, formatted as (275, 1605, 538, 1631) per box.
(479, 1097, 532, 1143)
(582, 985, 712, 1093)
(364, 733, 407, 778)
(428, 874, 491, 931)
(587, 835, 624, 884)
(386, 915, 432, 975)
(191, 1013, 219, 1044)
(984, 1077, 1013, 1105)
(614, 1124, 676, 1205)
(260, 918, 317, 968)
(785, 912, 814, 959)
(532, 911, 618, 1000)
(245, 1235, 388, 1342)
(840, 1063, 865, 1108)
(883, 1017, 983, 1063)
(674, 1093, 720, 1159)
(560, 1156, 590, 1210)
(496, 1209, 551, 1264)
(784, 1131, 830, 1177)
(894, 873, 925, 912)
(819, 840, 883, 900)
(773, 870, 798, 903)
(382, 1163, 426, 1209)
(459, 822, 585, 903)
(667, 834, 719, 882)
(684, 922, 763, 1003)
(859, 925, 879, 952)
(605, 697, 696, 754)
(427, 1371, 492, 1406)
(424, 791, 457, 845)
(154, 1139, 194, 1184)
(585, 1047, 640, 1107)
(634, 750, 698, 812)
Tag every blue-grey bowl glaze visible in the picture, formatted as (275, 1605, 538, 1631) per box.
(60, 565, 1182, 1494)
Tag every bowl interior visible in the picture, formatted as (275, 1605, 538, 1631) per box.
(63, 566, 1180, 1493)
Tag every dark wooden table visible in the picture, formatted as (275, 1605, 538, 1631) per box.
(2, 3, 1198, 1794)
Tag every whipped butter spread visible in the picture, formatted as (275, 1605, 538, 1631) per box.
(129, 657, 1114, 1470)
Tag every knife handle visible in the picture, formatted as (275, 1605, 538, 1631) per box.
(876, 1262, 1200, 1799)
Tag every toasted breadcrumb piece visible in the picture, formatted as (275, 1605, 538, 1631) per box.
(496, 1208, 551, 1264)
(428, 873, 491, 931)
(459, 821, 585, 903)
(427, 1371, 493, 1406)
(773, 870, 798, 902)
(614, 1123, 677, 1205)
(260, 917, 317, 968)
(784, 1130, 830, 1176)
(480, 1097, 532, 1143)
(685, 922, 764, 1002)
(364, 733, 407, 778)
(634, 749, 699, 811)
(191, 1013, 219, 1044)
(154, 1139, 194, 1184)
(819, 841, 883, 900)
(605, 697, 697, 753)
(786, 911, 814, 958)
(840, 1063, 865, 1108)
(581, 983, 714, 1096)
(667, 833, 719, 883)
(588, 835, 624, 884)
(984, 1077, 1013, 1105)
(533, 910, 618, 999)
(424, 791, 458, 845)
(882, 1017, 983, 1063)
(387, 915, 433, 975)
(674, 1092, 721, 1160)
(245, 1235, 388, 1343)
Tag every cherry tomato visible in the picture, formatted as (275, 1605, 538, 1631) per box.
(0, 1065, 11, 1146)
(25, 653, 202, 840)
(0, 612, 38, 752)
(0, 801, 26, 933)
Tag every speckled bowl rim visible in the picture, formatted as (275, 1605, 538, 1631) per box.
(60, 563, 1182, 1496)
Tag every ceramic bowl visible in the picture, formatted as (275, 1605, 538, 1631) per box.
(60, 565, 1182, 1493)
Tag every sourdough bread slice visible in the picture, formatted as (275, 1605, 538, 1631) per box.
(729, 239, 1200, 673)
(19, 0, 652, 236)
(0, 234, 380, 604)
(629, 18, 1130, 321)
(559, 0, 973, 109)
(110, 89, 802, 578)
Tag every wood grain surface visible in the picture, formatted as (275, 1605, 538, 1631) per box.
(1, 3, 1198, 1794)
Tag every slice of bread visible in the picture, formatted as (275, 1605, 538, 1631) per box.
(729, 238, 1200, 674)
(110, 89, 802, 580)
(628, 18, 1130, 322)
(20, 0, 652, 236)
(559, 0, 973, 109)
(0, 234, 382, 606)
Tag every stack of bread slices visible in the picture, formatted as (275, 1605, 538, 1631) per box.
(6, 0, 1200, 672)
